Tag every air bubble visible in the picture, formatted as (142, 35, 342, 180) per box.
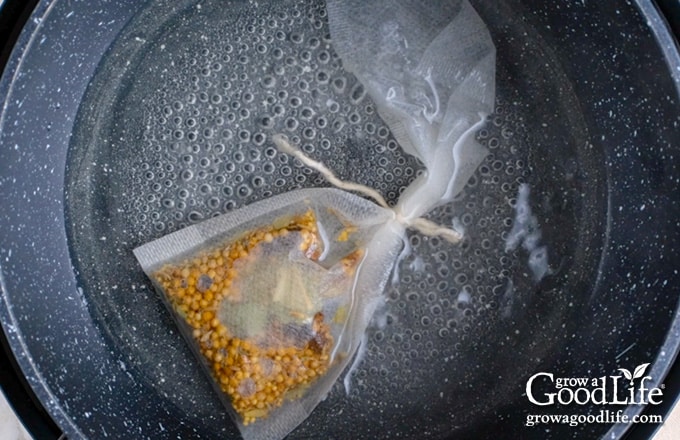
(238, 130, 251, 141)
(455, 274, 468, 285)
(307, 36, 320, 49)
(289, 96, 301, 107)
(273, 104, 285, 116)
(264, 146, 277, 159)
(332, 77, 346, 93)
(213, 143, 226, 155)
(350, 83, 366, 103)
(177, 188, 189, 199)
(460, 212, 473, 226)
(180, 170, 193, 181)
(299, 50, 313, 63)
(316, 70, 329, 84)
(236, 184, 253, 198)
(332, 120, 344, 132)
(285, 118, 299, 131)
(251, 176, 264, 188)
(290, 31, 304, 44)
(260, 117, 274, 129)
(233, 151, 245, 163)
(292, 108, 311, 121)
(252, 133, 266, 146)
(187, 211, 204, 223)
(316, 50, 331, 64)
(208, 197, 220, 209)
(325, 100, 340, 113)
(261, 75, 276, 88)
(302, 127, 316, 140)
(221, 129, 233, 140)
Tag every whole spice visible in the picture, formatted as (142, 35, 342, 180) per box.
(154, 211, 343, 425)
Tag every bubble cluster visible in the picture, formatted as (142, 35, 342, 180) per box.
(120, 0, 420, 240)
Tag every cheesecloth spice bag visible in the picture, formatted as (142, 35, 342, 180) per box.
(135, 188, 403, 439)
(326, 0, 496, 221)
(134, 1, 494, 439)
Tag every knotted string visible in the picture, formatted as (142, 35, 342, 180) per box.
(272, 134, 462, 244)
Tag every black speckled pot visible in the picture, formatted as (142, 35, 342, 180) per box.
(1, 1, 679, 439)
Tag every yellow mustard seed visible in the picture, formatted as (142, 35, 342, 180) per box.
(153, 211, 336, 425)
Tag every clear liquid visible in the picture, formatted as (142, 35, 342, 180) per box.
(65, 0, 603, 437)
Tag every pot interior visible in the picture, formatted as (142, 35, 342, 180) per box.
(1, 0, 679, 439)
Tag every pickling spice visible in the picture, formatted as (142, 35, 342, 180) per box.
(152, 210, 346, 425)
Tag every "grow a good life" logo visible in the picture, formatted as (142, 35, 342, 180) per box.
(524, 363, 665, 427)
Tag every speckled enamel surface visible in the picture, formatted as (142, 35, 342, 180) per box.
(0, 1, 679, 439)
